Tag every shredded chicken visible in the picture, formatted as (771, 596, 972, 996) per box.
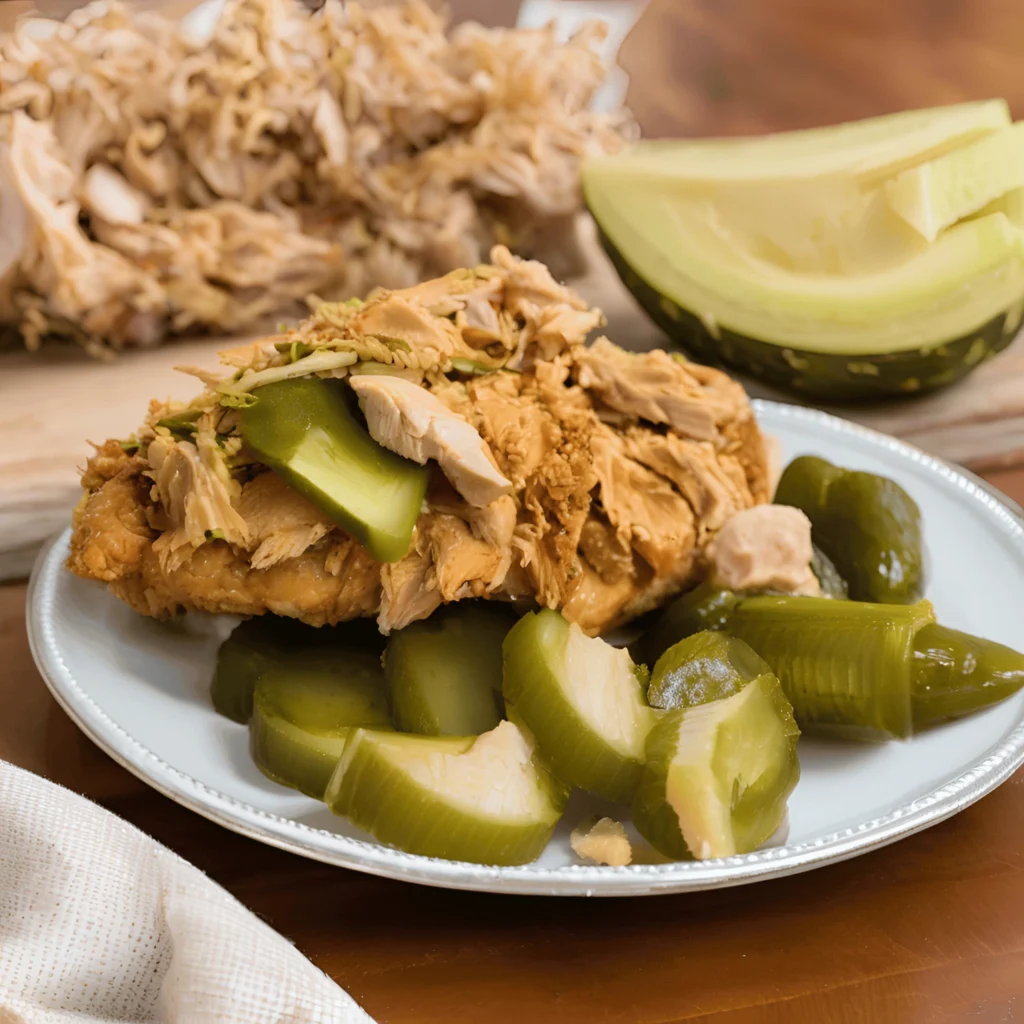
(350, 374, 512, 507)
(0, 0, 632, 354)
(707, 505, 820, 596)
(67, 249, 770, 635)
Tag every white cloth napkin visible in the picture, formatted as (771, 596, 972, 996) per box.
(0, 761, 374, 1024)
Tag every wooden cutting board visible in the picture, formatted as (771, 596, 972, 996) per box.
(4, 220, 1024, 581)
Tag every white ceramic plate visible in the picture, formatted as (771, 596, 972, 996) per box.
(26, 401, 1024, 896)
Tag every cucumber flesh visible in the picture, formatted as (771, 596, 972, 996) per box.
(324, 721, 568, 865)
(886, 122, 1024, 241)
(632, 674, 800, 860)
(502, 609, 655, 802)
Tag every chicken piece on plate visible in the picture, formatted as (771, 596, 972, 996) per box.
(67, 248, 770, 635)
(706, 505, 820, 596)
(349, 373, 512, 507)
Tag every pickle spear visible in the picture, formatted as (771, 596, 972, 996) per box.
(775, 455, 923, 604)
(648, 631, 773, 710)
(630, 582, 742, 669)
(912, 624, 1024, 729)
(384, 604, 512, 736)
(250, 651, 391, 799)
(503, 609, 655, 802)
(240, 377, 428, 563)
(726, 595, 935, 740)
(325, 721, 568, 865)
(632, 674, 800, 860)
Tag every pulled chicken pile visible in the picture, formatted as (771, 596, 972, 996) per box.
(67, 248, 770, 635)
(0, 0, 631, 355)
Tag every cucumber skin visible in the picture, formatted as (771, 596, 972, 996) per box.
(598, 228, 1020, 401)
(327, 729, 567, 866)
(631, 711, 691, 860)
(502, 610, 648, 803)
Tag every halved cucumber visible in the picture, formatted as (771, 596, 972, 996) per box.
(632, 674, 800, 860)
(648, 630, 772, 710)
(250, 653, 391, 798)
(324, 721, 568, 865)
(383, 604, 512, 736)
(584, 103, 1024, 400)
(502, 609, 655, 802)
(240, 377, 428, 563)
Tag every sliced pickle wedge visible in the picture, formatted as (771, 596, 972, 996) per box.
(383, 604, 513, 736)
(502, 609, 655, 802)
(211, 616, 384, 724)
(324, 721, 568, 865)
(250, 652, 391, 799)
(648, 631, 773, 710)
(632, 674, 800, 860)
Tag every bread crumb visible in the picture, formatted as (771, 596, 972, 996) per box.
(570, 817, 632, 866)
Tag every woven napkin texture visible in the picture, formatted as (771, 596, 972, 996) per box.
(0, 761, 374, 1024)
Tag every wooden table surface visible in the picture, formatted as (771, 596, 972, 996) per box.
(6, 1, 1024, 1021)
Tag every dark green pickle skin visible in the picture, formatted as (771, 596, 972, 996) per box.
(630, 582, 741, 668)
(912, 624, 1024, 729)
(211, 615, 384, 724)
(775, 455, 924, 604)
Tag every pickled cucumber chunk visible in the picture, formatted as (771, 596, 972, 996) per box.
(632, 674, 800, 860)
(630, 582, 742, 669)
(912, 624, 1024, 729)
(240, 377, 428, 563)
(211, 615, 384, 724)
(727, 596, 936, 740)
(648, 631, 773, 710)
(325, 721, 568, 865)
(384, 604, 512, 736)
(251, 652, 391, 799)
(775, 455, 923, 604)
(211, 619, 282, 724)
(502, 610, 655, 802)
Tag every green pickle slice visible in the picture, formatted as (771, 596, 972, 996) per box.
(648, 631, 773, 710)
(240, 377, 428, 563)
(325, 721, 569, 865)
(211, 615, 384, 724)
(250, 651, 391, 799)
(502, 609, 655, 802)
(384, 604, 513, 736)
(726, 595, 936, 740)
(211, 619, 282, 724)
(630, 582, 742, 669)
(632, 674, 800, 860)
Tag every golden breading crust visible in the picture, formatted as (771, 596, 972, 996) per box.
(67, 250, 769, 635)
